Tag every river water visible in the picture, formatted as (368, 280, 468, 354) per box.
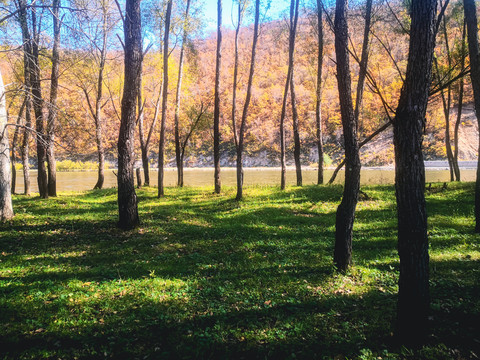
(12, 167, 478, 193)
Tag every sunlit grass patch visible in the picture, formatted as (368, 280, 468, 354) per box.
(0, 182, 478, 359)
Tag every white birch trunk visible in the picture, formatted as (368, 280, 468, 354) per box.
(0, 70, 14, 221)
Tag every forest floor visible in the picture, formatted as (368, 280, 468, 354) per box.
(0, 184, 479, 359)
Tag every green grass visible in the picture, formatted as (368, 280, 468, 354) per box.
(0, 183, 479, 359)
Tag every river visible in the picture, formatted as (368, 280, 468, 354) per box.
(11, 166, 478, 193)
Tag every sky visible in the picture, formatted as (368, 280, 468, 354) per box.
(202, 0, 292, 32)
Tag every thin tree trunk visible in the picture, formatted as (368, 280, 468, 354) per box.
(291, 73, 302, 186)
(0, 70, 14, 221)
(117, 0, 141, 230)
(30, 7, 48, 199)
(394, 0, 437, 343)
(236, 0, 260, 201)
(453, 21, 466, 182)
(316, 0, 324, 185)
(327, 0, 372, 185)
(280, 0, 299, 190)
(158, 0, 172, 198)
(46, 0, 61, 197)
(143, 81, 163, 186)
(175, 0, 191, 188)
(464, 0, 480, 233)
(213, 0, 222, 194)
(22, 92, 32, 196)
(333, 0, 361, 272)
(354, 0, 372, 125)
(11, 99, 26, 194)
(231, 1, 242, 150)
(92, 7, 108, 190)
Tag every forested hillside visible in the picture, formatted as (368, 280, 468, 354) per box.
(0, 0, 476, 169)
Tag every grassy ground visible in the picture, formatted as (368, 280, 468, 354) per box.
(0, 183, 479, 359)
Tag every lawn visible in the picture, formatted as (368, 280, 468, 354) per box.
(0, 183, 479, 359)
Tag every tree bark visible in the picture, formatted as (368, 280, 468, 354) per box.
(333, 0, 361, 273)
(316, 0, 324, 185)
(453, 21, 466, 182)
(291, 73, 302, 186)
(280, 0, 300, 190)
(22, 90, 32, 196)
(213, 0, 222, 194)
(394, 0, 437, 343)
(236, 0, 260, 201)
(175, 0, 191, 188)
(464, 0, 480, 232)
(92, 5, 109, 190)
(46, 0, 61, 197)
(0, 70, 14, 221)
(30, 7, 48, 199)
(117, 0, 141, 230)
(11, 99, 26, 194)
(158, 0, 172, 198)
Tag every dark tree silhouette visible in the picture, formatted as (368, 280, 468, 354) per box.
(463, 0, 480, 232)
(394, 0, 437, 343)
(213, 0, 222, 194)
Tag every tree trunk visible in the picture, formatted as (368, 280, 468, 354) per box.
(394, 0, 437, 343)
(453, 22, 466, 182)
(0, 70, 14, 221)
(93, 8, 108, 190)
(290, 73, 302, 186)
(46, 0, 61, 197)
(22, 92, 32, 196)
(11, 99, 26, 194)
(464, 0, 480, 233)
(333, 0, 361, 273)
(30, 7, 48, 199)
(213, 0, 222, 194)
(175, 0, 191, 188)
(316, 0, 324, 185)
(136, 167, 142, 188)
(280, 0, 300, 190)
(236, 0, 260, 201)
(158, 0, 172, 198)
(117, 0, 141, 230)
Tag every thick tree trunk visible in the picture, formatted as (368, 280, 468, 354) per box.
(158, 0, 172, 198)
(175, 0, 191, 188)
(394, 0, 437, 343)
(333, 0, 361, 272)
(290, 73, 302, 186)
(0, 71, 14, 221)
(117, 0, 141, 230)
(464, 0, 480, 232)
(46, 0, 61, 197)
(213, 0, 222, 194)
(316, 0, 324, 185)
(236, 0, 260, 201)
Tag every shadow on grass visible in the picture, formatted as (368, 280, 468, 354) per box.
(0, 184, 478, 359)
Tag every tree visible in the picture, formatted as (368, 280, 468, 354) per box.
(234, 0, 260, 200)
(117, 0, 141, 229)
(0, 70, 14, 221)
(11, 98, 26, 194)
(453, 20, 466, 182)
(315, 0, 324, 185)
(213, 0, 222, 194)
(16, 0, 48, 198)
(333, 0, 361, 272)
(463, 0, 480, 232)
(174, 0, 192, 188)
(280, 0, 300, 190)
(394, 0, 437, 343)
(158, 0, 172, 198)
(46, 0, 61, 197)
